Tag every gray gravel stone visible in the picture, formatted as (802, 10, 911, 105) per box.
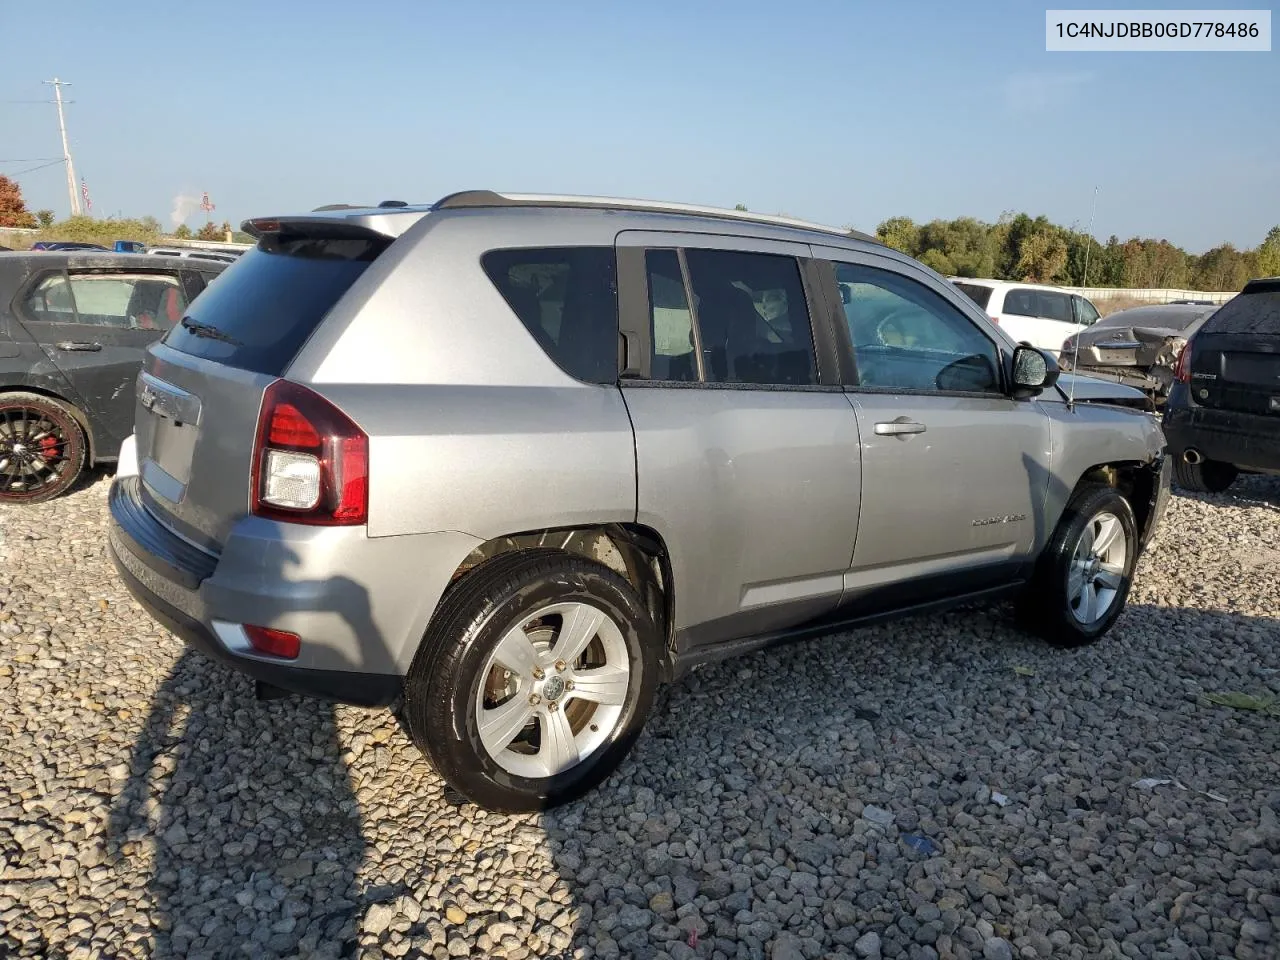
(2, 471, 1279, 960)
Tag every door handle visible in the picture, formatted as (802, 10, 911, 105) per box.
(55, 341, 103, 352)
(874, 417, 927, 439)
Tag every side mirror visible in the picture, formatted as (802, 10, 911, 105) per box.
(1010, 343, 1060, 398)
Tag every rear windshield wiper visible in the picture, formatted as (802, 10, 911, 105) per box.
(180, 317, 242, 346)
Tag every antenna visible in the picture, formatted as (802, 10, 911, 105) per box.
(1067, 185, 1099, 410)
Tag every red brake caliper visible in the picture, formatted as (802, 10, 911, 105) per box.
(39, 435, 60, 461)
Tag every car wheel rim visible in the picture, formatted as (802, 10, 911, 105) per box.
(1067, 510, 1128, 625)
(0, 407, 73, 498)
(474, 601, 631, 779)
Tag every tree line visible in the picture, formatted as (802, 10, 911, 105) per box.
(872, 212, 1280, 292)
(0, 175, 245, 244)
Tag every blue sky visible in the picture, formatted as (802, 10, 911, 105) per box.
(3, 1, 1276, 251)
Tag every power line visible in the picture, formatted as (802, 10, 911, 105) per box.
(6, 159, 65, 179)
(0, 157, 63, 163)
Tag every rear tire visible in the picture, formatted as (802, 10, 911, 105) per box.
(1172, 456, 1237, 493)
(0, 392, 87, 504)
(1018, 484, 1138, 649)
(402, 549, 659, 812)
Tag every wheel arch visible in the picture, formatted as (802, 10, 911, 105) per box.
(443, 522, 676, 672)
(1070, 459, 1161, 547)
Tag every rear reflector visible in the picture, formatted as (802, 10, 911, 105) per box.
(244, 625, 301, 659)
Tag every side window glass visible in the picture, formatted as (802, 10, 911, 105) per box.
(66, 272, 189, 330)
(683, 249, 816, 386)
(645, 250, 698, 382)
(1039, 292, 1073, 322)
(481, 247, 619, 384)
(23, 274, 76, 322)
(837, 262, 1001, 394)
(1075, 296, 1100, 326)
(1003, 289, 1037, 317)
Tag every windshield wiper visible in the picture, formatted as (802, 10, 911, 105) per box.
(180, 317, 242, 345)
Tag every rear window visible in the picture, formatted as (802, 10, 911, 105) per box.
(1200, 288, 1280, 336)
(161, 234, 386, 375)
(952, 282, 993, 310)
(481, 246, 618, 383)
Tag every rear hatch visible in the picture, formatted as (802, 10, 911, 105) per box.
(1188, 281, 1280, 418)
(134, 220, 396, 551)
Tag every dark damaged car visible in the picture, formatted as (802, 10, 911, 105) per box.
(0, 251, 226, 502)
(1058, 302, 1221, 405)
(1164, 278, 1280, 493)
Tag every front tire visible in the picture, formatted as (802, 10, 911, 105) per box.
(1019, 484, 1138, 648)
(0, 392, 87, 504)
(1172, 456, 1237, 493)
(402, 549, 659, 812)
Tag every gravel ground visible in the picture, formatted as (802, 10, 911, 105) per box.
(1, 471, 1278, 960)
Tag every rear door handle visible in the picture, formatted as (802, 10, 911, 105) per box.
(55, 341, 102, 352)
(874, 417, 927, 439)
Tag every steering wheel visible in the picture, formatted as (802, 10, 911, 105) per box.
(874, 307, 917, 347)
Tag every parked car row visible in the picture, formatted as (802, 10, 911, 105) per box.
(29, 239, 243, 263)
(5, 192, 1271, 811)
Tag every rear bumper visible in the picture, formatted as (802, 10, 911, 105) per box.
(1163, 389, 1280, 473)
(109, 529, 401, 706)
(107, 475, 479, 707)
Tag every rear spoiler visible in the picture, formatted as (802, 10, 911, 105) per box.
(241, 207, 429, 241)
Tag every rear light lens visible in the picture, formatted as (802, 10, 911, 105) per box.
(1061, 337, 1076, 355)
(1174, 340, 1193, 383)
(252, 380, 368, 525)
(244, 625, 300, 659)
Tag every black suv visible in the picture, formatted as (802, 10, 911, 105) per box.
(0, 251, 226, 502)
(1164, 277, 1280, 492)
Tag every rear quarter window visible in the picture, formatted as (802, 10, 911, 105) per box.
(481, 246, 618, 384)
(160, 234, 386, 376)
(951, 282, 993, 310)
(1200, 288, 1280, 336)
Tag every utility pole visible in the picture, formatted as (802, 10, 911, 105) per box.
(43, 78, 81, 217)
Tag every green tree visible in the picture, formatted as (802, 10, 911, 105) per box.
(1192, 243, 1251, 291)
(173, 224, 192, 240)
(875, 216, 920, 256)
(1015, 230, 1069, 283)
(1256, 225, 1280, 278)
(916, 217, 995, 277)
(917, 248, 955, 276)
(733, 203, 748, 212)
(0, 176, 36, 228)
(1119, 239, 1190, 288)
(35, 209, 55, 228)
(195, 222, 223, 242)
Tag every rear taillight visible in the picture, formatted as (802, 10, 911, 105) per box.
(252, 380, 368, 525)
(244, 625, 301, 659)
(988, 315, 1000, 326)
(1174, 340, 1193, 383)
(1061, 337, 1075, 355)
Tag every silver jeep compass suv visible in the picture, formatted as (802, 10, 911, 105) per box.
(108, 191, 1172, 811)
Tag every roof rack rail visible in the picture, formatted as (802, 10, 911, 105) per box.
(431, 190, 874, 243)
(312, 203, 365, 212)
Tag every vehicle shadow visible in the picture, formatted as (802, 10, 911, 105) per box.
(542, 598, 1280, 960)
(106, 544, 395, 959)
